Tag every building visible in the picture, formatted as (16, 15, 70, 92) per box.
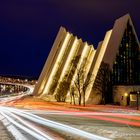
(33, 27, 96, 103)
(102, 14, 140, 106)
(34, 14, 140, 106)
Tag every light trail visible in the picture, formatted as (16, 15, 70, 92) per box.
(25, 109, 140, 117)
(1, 111, 54, 140)
(75, 114, 140, 127)
(0, 111, 54, 140)
(22, 108, 140, 127)
(0, 107, 111, 140)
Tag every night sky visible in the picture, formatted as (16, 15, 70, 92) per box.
(0, 0, 140, 79)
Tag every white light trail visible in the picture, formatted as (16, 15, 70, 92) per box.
(2, 111, 54, 140)
(0, 107, 111, 140)
(0, 111, 53, 140)
(27, 111, 140, 116)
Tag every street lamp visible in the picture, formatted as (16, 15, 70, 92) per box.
(124, 93, 128, 97)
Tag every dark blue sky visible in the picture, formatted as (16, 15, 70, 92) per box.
(0, 0, 140, 79)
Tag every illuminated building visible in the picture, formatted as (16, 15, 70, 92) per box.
(33, 27, 96, 102)
(97, 14, 140, 106)
(105, 14, 140, 106)
(34, 14, 140, 105)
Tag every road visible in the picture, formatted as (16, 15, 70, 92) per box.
(31, 108, 140, 140)
(0, 82, 34, 103)
(0, 106, 110, 140)
(1, 100, 140, 139)
(0, 106, 140, 140)
(0, 82, 140, 139)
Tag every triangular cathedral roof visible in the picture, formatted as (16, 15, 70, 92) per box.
(103, 14, 140, 68)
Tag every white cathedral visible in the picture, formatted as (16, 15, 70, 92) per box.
(33, 14, 140, 106)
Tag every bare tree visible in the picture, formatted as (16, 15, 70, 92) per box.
(73, 65, 84, 105)
(70, 86, 76, 105)
(71, 56, 93, 106)
(93, 62, 112, 104)
(55, 75, 70, 102)
(53, 55, 93, 105)
(82, 73, 93, 106)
